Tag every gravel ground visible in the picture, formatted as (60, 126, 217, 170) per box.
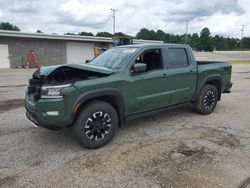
(0, 65, 250, 188)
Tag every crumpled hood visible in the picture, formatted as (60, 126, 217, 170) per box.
(33, 63, 113, 78)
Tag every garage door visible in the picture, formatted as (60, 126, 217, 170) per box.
(0, 44, 10, 68)
(66, 42, 95, 64)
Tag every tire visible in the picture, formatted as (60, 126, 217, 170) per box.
(194, 84, 218, 115)
(73, 101, 118, 149)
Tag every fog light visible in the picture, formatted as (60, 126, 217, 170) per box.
(46, 111, 59, 116)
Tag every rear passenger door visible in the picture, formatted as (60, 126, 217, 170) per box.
(165, 47, 197, 104)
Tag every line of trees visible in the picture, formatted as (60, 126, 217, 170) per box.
(135, 28, 248, 51)
(66, 27, 250, 51)
(1, 21, 250, 51)
(0, 22, 20, 31)
(65, 31, 128, 38)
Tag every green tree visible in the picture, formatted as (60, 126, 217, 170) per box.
(36, 30, 43, 33)
(190, 33, 199, 50)
(64, 32, 76, 35)
(0, 22, 20, 31)
(155, 30, 166, 41)
(96, 32, 113, 37)
(228, 37, 240, 50)
(178, 34, 190, 44)
(78, 31, 94, 36)
(212, 35, 221, 51)
(114, 32, 131, 38)
(242, 37, 250, 49)
(198, 28, 213, 51)
(136, 28, 152, 40)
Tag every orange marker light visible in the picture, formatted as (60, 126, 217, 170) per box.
(73, 102, 81, 113)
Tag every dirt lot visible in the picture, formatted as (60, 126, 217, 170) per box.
(0, 65, 250, 188)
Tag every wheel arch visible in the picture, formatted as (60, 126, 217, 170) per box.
(193, 75, 222, 102)
(72, 88, 124, 127)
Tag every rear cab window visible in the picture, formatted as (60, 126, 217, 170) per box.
(167, 48, 189, 69)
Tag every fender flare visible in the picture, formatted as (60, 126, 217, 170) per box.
(72, 87, 125, 124)
(193, 74, 222, 102)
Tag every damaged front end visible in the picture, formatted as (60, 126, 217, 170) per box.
(28, 63, 112, 100)
(25, 63, 112, 129)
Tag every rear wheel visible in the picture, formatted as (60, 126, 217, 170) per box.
(73, 101, 118, 149)
(195, 84, 218, 115)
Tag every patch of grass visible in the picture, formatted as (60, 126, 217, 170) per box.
(230, 60, 250, 64)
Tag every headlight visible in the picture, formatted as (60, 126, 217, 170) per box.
(41, 84, 71, 99)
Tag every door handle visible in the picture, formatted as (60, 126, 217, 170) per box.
(189, 70, 193, 74)
(162, 73, 168, 79)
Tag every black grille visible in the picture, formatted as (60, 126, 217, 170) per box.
(28, 77, 43, 101)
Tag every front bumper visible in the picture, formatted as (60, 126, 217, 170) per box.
(24, 97, 74, 130)
(25, 102, 63, 130)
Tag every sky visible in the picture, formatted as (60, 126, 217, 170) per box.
(0, 0, 249, 38)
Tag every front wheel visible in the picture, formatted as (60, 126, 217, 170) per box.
(73, 101, 118, 149)
(194, 84, 218, 115)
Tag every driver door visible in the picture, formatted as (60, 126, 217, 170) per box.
(121, 48, 172, 115)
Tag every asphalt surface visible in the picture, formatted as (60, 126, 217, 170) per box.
(0, 65, 250, 188)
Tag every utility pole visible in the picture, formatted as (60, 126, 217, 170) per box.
(111, 8, 118, 35)
(185, 21, 189, 44)
(240, 25, 245, 51)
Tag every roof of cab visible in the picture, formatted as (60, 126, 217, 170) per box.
(115, 43, 191, 49)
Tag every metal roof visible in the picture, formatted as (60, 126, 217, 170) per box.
(0, 30, 163, 44)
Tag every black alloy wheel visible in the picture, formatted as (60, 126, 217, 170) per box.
(203, 90, 217, 111)
(85, 111, 112, 141)
(73, 101, 118, 149)
(195, 84, 218, 115)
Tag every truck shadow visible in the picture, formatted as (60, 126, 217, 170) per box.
(31, 104, 198, 150)
(123, 104, 195, 129)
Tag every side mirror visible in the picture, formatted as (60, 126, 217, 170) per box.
(132, 63, 146, 74)
(85, 59, 90, 63)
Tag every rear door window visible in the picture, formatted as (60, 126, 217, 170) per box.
(167, 48, 189, 69)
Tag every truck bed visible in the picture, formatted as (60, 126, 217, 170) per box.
(197, 61, 232, 93)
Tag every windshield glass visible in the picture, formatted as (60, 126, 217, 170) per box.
(90, 47, 137, 69)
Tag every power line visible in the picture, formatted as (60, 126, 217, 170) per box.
(185, 21, 189, 44)
(240, 24, 246, 51)
(111, 8, 118, 35)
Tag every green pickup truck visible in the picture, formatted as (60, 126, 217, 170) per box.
(25, 44, 232, 148)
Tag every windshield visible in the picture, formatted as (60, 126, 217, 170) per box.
(90, 47, 137, 69)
